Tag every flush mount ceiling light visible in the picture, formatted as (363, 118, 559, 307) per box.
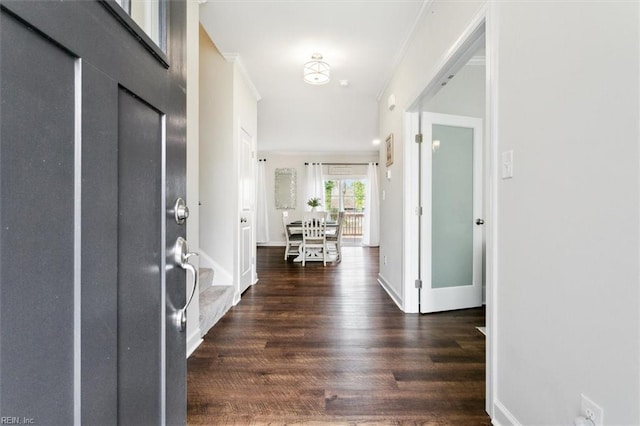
(303, 53, 330, 85)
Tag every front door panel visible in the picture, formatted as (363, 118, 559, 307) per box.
(117, 89, 163, 424)
(81, 63, 119, 423)
(0, 11, 76, 422)
(0, 1, 187, 423)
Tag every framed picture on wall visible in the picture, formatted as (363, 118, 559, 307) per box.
(385, 133, 394, 166)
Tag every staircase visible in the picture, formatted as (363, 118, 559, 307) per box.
(198, 268, 235, 337)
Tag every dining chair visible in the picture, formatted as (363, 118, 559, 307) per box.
(282, 211, 302, 260)
(326, 211, 344, 262)
(301, 212, 327, 266)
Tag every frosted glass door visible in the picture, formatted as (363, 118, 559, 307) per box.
(419, 112, 483, 313)
(431, 124, 474, 289)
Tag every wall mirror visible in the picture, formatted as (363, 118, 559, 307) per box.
(275, 168, 297, 209)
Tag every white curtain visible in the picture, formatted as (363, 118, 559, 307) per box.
(363, 163, 380, 246)
(305, 162, 325, 210)
(256, 160, 269, 242)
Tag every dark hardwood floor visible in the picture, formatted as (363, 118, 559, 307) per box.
(187, 246, 489, 425)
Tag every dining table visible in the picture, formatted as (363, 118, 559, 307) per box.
(286, 220, 338, 262)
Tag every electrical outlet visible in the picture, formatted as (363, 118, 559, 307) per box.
(383, 255, 387, 265)
(581, 394, 603, 426)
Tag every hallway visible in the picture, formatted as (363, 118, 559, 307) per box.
(187, 246, 489, 424)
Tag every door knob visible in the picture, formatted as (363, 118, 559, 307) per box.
(476, 219, 485, 225)
(174, 198, 189, 225)
(174, 237, 198, 332)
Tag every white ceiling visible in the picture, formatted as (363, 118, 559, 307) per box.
(199, 0, 428, 153)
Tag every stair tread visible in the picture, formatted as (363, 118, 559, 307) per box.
(198, 268, 215, 292)
(199, 285, 235, 337)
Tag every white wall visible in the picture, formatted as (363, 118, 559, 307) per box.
(199, 26, 235, 285)
(185, 0, 201, 356)
(378, 0, 485, 311)
(199, 26, 259, 291)
(379, 0, 640, 424)
(233, 65, 258, 153)
(494, 2, 639, 425)
(256, 151, 378, 245)
(259, 94, 379, 152)
(422, 63, 485, 118)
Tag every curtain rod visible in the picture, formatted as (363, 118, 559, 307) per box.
(304, 162, 378, 166)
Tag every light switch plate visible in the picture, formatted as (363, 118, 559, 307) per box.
(502, 150, 514, 179)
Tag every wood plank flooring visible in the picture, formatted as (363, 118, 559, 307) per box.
(187, 246, 489, 425)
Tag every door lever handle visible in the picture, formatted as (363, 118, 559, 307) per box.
(175, 237, 198, 332)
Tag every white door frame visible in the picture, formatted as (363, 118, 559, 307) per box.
(402, 4, 498, 418)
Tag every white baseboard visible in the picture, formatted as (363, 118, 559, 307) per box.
(377, 274, 404, 311)
(199, 250, 233, 286)
(186, 328, 203, 358)
(492, 400, 521, 426)
(257, 242, 286, 247)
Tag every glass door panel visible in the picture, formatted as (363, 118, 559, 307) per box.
(431, 124, 474, 289)
(324, 178, 366, 245)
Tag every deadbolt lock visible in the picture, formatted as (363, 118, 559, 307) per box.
(174, 198, 189, 225)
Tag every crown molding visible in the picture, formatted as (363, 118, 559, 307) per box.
(376, 0, 434, 101)
(221, 52, 262, 101)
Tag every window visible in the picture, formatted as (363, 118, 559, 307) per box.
(115, 0, 166, 52)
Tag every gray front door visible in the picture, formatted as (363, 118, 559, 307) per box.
(0, 1, 187, 424)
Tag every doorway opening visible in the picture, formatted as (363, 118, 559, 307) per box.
(404, 13, 495, 417)
(406, 32, 486, 314)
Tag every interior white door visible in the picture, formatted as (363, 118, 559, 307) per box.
(420, 112, 483, 313)
(239, 126, 254, 294)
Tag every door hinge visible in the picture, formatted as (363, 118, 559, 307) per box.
(415, 133, 423, 143)
(415, 279, 422, 289)
(415, 206, 423, 216)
